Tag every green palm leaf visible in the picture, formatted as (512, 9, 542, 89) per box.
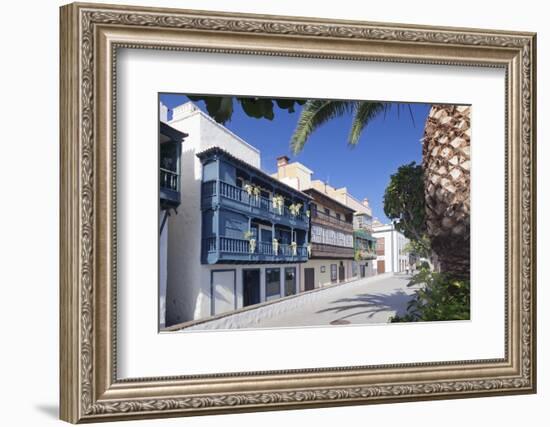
(291, 100, 391, 154)
(348, 102, 387, 146)
(290, 100, 353, 154)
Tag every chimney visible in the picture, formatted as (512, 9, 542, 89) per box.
(277, 155, 289, 168)
(362, 198, 370, 207)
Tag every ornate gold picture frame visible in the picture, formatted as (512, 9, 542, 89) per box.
(60, 2, 536, 423)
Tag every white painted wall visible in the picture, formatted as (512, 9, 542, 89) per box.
(159, 209, 168, 328)
(164, 103, 304, 325)
(164, 103, 262, 325)
(299, 259, 355, 290)
(372, 224, 410, 273)
(159, 101, 168, 123)
(170, 102, 261, 168)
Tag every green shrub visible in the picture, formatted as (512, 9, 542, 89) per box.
(391, 268, 470, 322)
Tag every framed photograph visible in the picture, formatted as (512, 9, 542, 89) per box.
(60, 2, 536, 423)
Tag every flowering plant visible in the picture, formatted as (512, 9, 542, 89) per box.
(289, 203, 302, 217)
(272, 194, 285, 214)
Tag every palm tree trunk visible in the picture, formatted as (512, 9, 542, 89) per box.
(422, 105, 471, 278)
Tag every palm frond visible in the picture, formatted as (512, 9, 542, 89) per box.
(290, 100, 353, 154)
(348, 102, 387, 146)
(407, 104, 416, 128)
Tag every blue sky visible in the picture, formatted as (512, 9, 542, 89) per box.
(160, 94, 430, 223)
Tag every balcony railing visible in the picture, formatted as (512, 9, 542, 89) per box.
(203, 180, 308, 223)
(356, 249, 377, 260)
(160, 168, 180, 207)
(203, 236, 309, 263)
(311, 209, 353, 231)
(160, 168, 179, 192)
(310, 243, 354, 259)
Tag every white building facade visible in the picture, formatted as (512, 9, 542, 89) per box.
(372, 223, 410, 274)
(162, 102, 310, 327)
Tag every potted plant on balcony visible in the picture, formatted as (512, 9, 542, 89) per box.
(290, 241, 297, 256)
(289, 202, 302, 217)
(272, 194, 284, 215)
(252, 185, 261, 202)
(244, 230, 256, 254)
(244, 183, 253, 197)
(272, 238, 279, 254)
(244, 183, 261, 203)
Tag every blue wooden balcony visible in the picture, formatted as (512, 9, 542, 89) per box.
(160, 168, 180, 208)
(203, 236, 309, 264)
(202, 180, 310, 231)
(159, 122, 186, 210)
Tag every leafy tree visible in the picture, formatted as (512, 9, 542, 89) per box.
(186, 95, 305, 124)
(383, 162, 427, 244)
(403, 237, 431, 259)
(391, 267, 470, 322)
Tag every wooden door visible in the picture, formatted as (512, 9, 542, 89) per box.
(304, 268, 315, 291)
(377, 260, 385, 274)
(338, 262, 345, 282)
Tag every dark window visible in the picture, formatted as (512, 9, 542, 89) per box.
(284, 267, 296, 297)
(259, 189, 270, 210)
(222, 212, 248, 239)
(242, 269, 261, 307)
(335, 213, 341, 221)
(250, 224, 259, 240)
(265, 268, 281, 299)
(275, 228, 291, 245)
(260, 228, 273, 243)
(330, 264, 337, 283)
(324, 208, 330, 216)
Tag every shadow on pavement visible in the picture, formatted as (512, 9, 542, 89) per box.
(315, 289, 414, 322)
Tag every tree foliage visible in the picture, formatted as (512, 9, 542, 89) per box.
(391, 267, 470, 322)
(290, 100, 387, 154)
(383, 162, 427, 244)
(186, 95, 305, 124)
(402, 236, 431, 259)
(185, 97, 418, 155)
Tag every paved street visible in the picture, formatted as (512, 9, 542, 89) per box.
(254, 273, 420, 328)
(187, 273, 421, 331)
